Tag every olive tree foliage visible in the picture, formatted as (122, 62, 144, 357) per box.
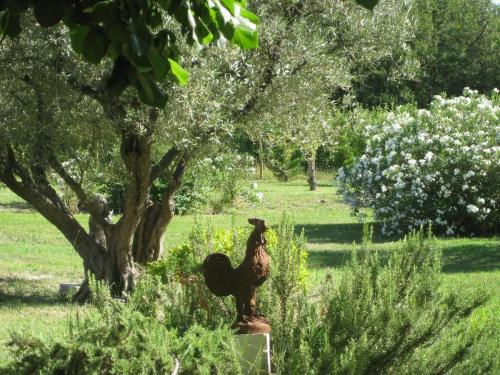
(0, 0, 260, 108)
(231, 0, 417, 189)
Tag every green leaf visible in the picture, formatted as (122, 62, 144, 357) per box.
(168, 58, 189, 86)
(220, 0, 235, 15)
(232, 27, 258, 49)
(134, 73, 167, 108)
(157, 0, 171, 11)
(34, 0, 66, 27)
(239, 8, 259, 25)
(84, 0, 116, 24)
(83, 28, 109, 64)
(105, 22, 127, 42)
(355, 0, 379, 11)
(148, 45, 169, 80)
(195, 19, 213, 45)
(69, 25, 89, 55)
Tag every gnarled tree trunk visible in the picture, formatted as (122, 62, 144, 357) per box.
(0, 97, 188, 303)
(307, 152, 317, 191)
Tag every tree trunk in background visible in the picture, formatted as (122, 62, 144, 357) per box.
(307, 153, 317, 191)
(259, 139, 264, 179)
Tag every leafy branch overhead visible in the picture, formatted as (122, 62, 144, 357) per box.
(0, 0, 260, 107)
(0, 0, 377, 108)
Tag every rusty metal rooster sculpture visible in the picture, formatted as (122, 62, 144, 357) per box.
(202, 218, 271, 334)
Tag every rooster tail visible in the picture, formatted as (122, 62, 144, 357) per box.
(202, 253, 234, 297)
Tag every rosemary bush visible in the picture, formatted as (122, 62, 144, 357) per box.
(3, 219, 496, 374)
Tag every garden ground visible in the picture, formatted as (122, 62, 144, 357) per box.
(1, 174, 499, 366)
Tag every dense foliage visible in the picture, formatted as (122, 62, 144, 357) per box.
(338, 90, 500, 236)
(351, 0, 500, 108)
(4, 219, 496, 374)
(0, 0, 259, 107)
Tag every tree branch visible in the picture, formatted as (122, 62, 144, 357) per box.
(150, 147, 181, 182)
(0, 143, 105, 269)
(49, 155, 109, 227)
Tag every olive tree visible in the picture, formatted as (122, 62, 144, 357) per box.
(234, 0, 416, 189)
(0, 0, 260, 301)
(0, 0, 379, 301)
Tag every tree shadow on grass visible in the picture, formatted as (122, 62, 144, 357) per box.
(307, 249, 353, 269)
(0, 202, 32, 210)
(295, 222, 400, 245)
(0, 277, 67, 307)
(442, 243, 500, 273)
(298, 223, 500, 274)
(0, 291, 66, 307)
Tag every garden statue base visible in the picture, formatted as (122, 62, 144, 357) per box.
(233, 316, 271, 334)
(233, 333, 272, 375)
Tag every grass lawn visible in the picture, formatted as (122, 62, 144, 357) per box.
(1, 175, 499, 366)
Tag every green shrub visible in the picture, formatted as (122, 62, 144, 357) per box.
(3, 277, 242, 375)
(4, 221, 496, 374)
(272, 228, 495, 374)
(266, 146, 304, 182)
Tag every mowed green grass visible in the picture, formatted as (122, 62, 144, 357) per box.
(1, 175, 499, 366)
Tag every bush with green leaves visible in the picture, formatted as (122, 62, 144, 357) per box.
(4, 277, 243, 375)
(4, 221, 497, 374)
(266, 146, 304, 182)
(147, 214, 309, 330)
(338, 90, 500, 236)
(269, 228, 497, 374)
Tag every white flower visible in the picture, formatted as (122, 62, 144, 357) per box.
(464, 170, 475, 179)
(466, 204, 479, 213)
(381, 185, 387, 193)
(255, 192, 264, 201)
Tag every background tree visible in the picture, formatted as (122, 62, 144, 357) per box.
(0, 0, 382, 302)
(411, 0, 500, 106)
(230, 0, 417, 188)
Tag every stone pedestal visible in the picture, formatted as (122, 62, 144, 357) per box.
(233, 333, 271, 375)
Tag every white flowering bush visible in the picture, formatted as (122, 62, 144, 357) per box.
(338, 89, 500, 236)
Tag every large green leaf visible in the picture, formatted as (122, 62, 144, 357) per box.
(34, 0, 66, 27)
(69, 25, 89, 55)
(355, 0, 379, 11)
(148, 45, 169, 80)
(239, 8, 260, 25)
(134, 73, 168, 108)
(232, 27, 258, 49)
(168, 58, 189, 86)
(84, 0, 117, 24)
(83, 28, 109, 64)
